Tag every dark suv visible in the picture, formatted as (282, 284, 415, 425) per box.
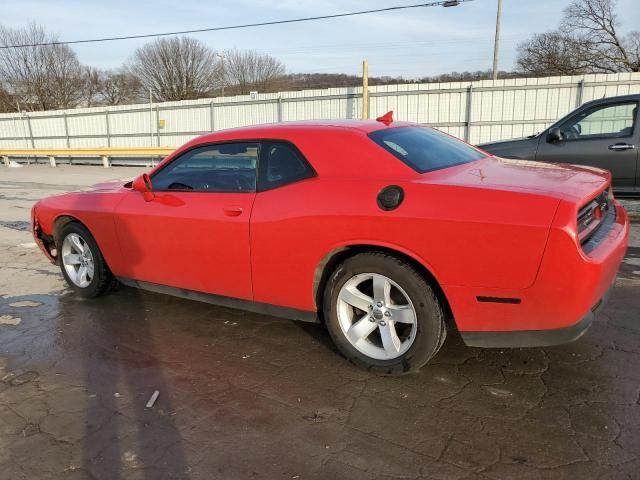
(479, 94, 639, 195)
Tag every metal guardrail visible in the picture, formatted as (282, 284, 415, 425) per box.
(0, 147, 175, 168)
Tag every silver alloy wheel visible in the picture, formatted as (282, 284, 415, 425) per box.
(337, 272, 417, 360)
(61, 233, 95, 288)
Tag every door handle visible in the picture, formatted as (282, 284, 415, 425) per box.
(608, 143, 636, 151)
(223, 206, 243, 217)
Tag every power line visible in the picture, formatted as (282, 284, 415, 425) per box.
(266, 36, 528, 56)
(0, 1, 475, 49)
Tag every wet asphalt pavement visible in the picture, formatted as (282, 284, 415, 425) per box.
(1, 166, 640, 480)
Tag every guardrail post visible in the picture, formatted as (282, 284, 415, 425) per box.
(101, 155, 110, 168)
(277, 96, 283, 122)
(48, 155, 56, 168)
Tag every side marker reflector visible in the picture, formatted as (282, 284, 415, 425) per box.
(476, 296, 521, 304)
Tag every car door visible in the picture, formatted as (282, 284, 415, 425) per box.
(114, 142, 258, 300)
(249, 140, 318, 310)
(535, 100, 638, 188)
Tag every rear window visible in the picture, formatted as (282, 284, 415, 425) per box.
(369, 127, 485, 173)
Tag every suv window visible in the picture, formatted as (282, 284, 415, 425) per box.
(369, 127, 485, 173)
(151, 143, 258, 192)
(557, 101, 638, 141)
(258, 142, 315, 190)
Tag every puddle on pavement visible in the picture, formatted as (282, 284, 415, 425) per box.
(0, 220, 31, 231)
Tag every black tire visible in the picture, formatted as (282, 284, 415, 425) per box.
(323, 252, 446, 375)
(58, 222, 114, 298)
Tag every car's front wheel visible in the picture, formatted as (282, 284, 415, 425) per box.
(59, 222, 113, 298)
(323, 252, 446, 374)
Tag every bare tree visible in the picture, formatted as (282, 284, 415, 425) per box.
(127, 36, 220, 101)
(628, 31, 640, 64)
(80, 66, 103, 107)
(563, 0, 639, 71)
(0, 83, 15, 112)
(222, 49, 285, 95)
(100, 69, 142, 105)
(517, 32, 602, 75)
(517, 0, 640, 75)
(0, 23, 84, 110)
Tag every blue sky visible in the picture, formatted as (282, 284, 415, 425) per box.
(2, 0, 639, 78)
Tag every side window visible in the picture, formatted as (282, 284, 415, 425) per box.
(558, 102, 637, 141)
(151, 143, 258, 192)
(258, 142, 315, 191)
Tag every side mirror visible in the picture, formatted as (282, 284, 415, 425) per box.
(547, 127, 564, 143)
(132, 173, 154, 202)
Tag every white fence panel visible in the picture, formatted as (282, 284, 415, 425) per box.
(0, 72, 639, 151)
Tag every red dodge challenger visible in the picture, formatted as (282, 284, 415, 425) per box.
(31, 115, 629, 374)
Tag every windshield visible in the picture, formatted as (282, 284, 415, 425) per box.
(369, 127, 486, 173)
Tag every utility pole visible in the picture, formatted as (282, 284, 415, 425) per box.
(492, 0, 503, 81)
(361, 59, 369, 120)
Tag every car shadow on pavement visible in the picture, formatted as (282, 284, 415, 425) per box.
(295, 321, 339, 354)
(58, 287, 191, 479)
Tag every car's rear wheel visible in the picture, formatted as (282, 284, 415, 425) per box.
(323, 252, 446, 374)
(59, 222, 113, 298)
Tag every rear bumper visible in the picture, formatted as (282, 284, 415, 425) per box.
(449, 200, 628, 347)
(460, 285, 611, 348)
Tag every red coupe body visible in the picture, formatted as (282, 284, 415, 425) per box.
(32, 119, 629, 347)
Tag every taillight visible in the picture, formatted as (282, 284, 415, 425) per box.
(577, 188, 610, 244)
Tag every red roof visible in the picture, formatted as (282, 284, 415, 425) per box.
(197, 119, 416, 142)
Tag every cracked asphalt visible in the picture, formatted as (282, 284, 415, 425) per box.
(1, 165, 640, 480)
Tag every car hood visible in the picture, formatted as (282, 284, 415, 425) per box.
(476, 136, 540, 159)
(87, 179, 131, 192)
(420, 156, 609, 203)
(477, 136, 532, 148)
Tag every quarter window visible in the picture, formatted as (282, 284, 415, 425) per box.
(151, 143, 259, 192)
(557, 102, 638, 141)
(258, 142, 315, 190)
